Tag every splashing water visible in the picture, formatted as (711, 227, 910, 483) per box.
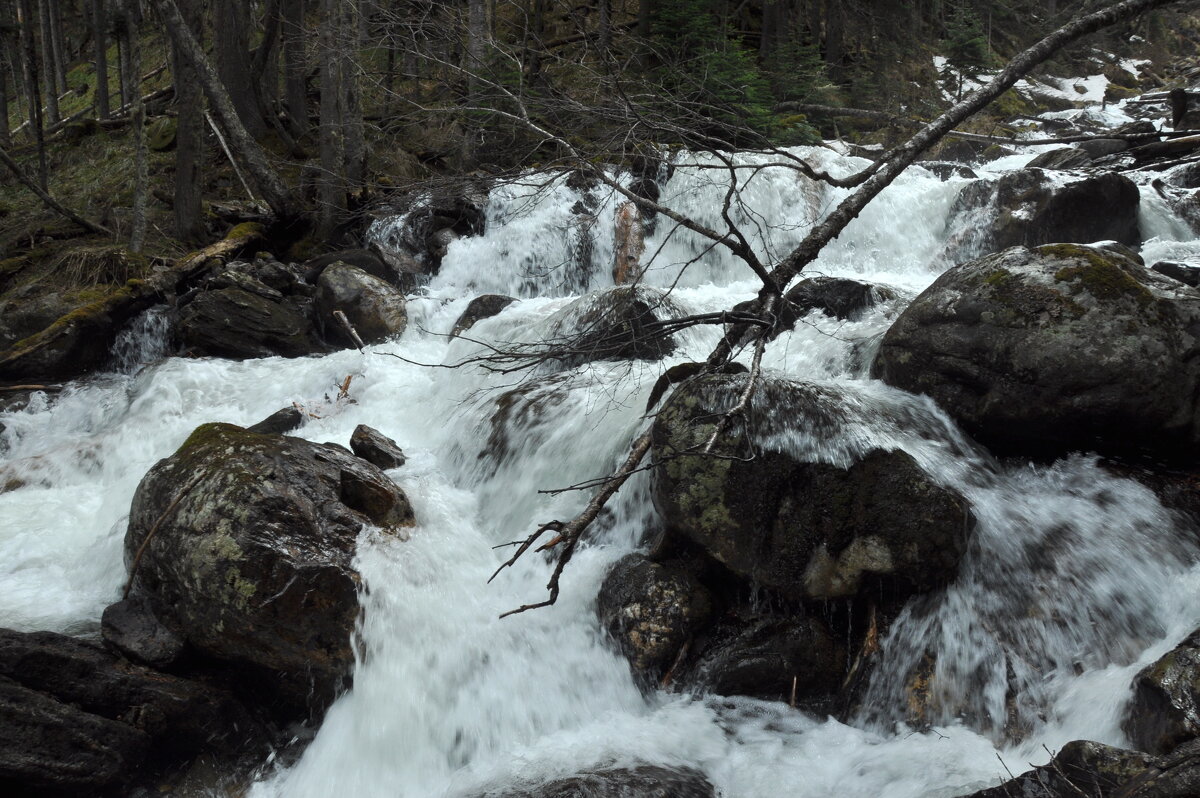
(3, 145, 1200, 798)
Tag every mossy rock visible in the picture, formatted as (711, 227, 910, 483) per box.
(126, 421, 415, 717)
(146, 116, 177, 151)
(651, 374, 970, 600)
(873, 244, 1200, 459)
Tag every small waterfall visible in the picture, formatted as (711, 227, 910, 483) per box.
(4, 141, 1200, 797)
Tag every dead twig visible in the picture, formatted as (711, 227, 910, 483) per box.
(123, 473, 205, 598)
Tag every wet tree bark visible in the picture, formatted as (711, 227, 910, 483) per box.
(18, 0, 48, 191)
(92, 0, 110, 118)
(171, 0, 204, 242)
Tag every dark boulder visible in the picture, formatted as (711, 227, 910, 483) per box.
(124, 422, 415, 716)
(176, 287, 323, 360)
(782, 276, 897, 323)
(1125, 629, 1200, 755)
(477, 765, 715, 798)
(652, 375, 970, 599)
(1152, 261, 1200, 288)
(1078, 138, 1130, 158)
(246, 406, 305, 435)
(960, 740, 1161, 798)
(872, 243, 1200, 459)
(921, 161, 978, 181)
(368, 182, 488, 273)
(451, 294, 517, 338)
(946, 169, 1141, 261)
(303, 249, 393, 285)
(314, 264, 407, 348)
(0, 628, 255, 795)
(596, 554, 713, 684)
(688, 614, 840, 704)
(1025, 147, 1092, 169)
(542, 287, 682, 371)
(100, 595, 186, 669)
(350, 424, 406, 469)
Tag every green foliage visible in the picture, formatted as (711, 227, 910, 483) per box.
(943, 1, 992, 76)
(649, 0, 775, 137)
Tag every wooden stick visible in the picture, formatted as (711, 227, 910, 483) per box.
(205, 110, 257, 201)
(333, 310, 366, 351)
(0, 143, 111, 236)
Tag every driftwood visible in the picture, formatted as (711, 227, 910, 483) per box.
(1131, 133, 1200, 160)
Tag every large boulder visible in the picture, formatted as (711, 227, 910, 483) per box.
(651, 374, 970, 600)
(946, 169, 1140, 261)
(596, 554, 713, 684)
(0, 628, 255, 794)
(0, 279, 162, 380)
(541, 287, 683, 371)
(476, 766, 715, 798)
(176, 287, 323, 359)
(124, 422, 415, 715)
(315, 263, 408, 348)
(1125, 629, 1200, 755)
(872, 243, 1200, 459)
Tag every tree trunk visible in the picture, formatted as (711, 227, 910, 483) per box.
(343, 0, 365, 188)
(170, 0, 203, 242)
(213, 0, 266, 137)
(46, 0, 65, 92)
(253, 0, 283, 113)
(125, 0, 147, 252)
(318, 0, 344, 234)
(598, 0, 610, 54)
(38, 0, 59, 124)
(18, 0, 48, 192)
(0, 42, 9, 147)
(151, 0, 301, 221)
(0, 142, 111, 235)
(92, 0, 110, 118)
(282, 0, 307, 134)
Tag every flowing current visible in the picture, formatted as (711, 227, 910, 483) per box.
(3, 142, 1200, 797)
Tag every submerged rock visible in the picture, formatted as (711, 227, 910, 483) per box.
(477, 765, 715, 798)
(651, 374, 970, 600)
(782, 276, 897, 323)
(124, 422, 415, 716)
(873, 243, 1200, 459)
(542, 286, 683, 371)
(315, 263, 408, 348)
(450, 294, 517, 338)
(961, 740, 1161, 798)
(1125, 628, 1200, 755)
(0, 628, 255, 794)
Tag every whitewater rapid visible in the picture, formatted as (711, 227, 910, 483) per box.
(3, 143, 1200, 797)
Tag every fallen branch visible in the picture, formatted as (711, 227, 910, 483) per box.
(333, 311, 366, 351)
(0, 143, 111, 236)
(124, 473, 204, 598)
(492, 431, 653, 618)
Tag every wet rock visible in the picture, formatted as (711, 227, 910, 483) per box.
(781, 276, 897, 323)
(315, 263, 407, 348)
(688, 614, 840, 703)
(480, 374, 571, 467)
(1152, 260, 1200, 288)
(543, 287, 682, 371)
(451, 294, 517, 338)
(0, 674, 148, 794)
(921, 161, 978, 181)
(1026, 147, 1092, 169)
(369, 182, 488, 273)
(596, 554, 713, 684)
(124, 422, 415, 715)
(1078, 138, 1130, 158)
(0, 280, 162, 381)
(0, 628, 256, 794)
(947, 169, 1141, 259)
(303, 248, 393, 285)
(478, 765, 715, 798)
(961, 740, 1160, 798)
(872, 243, 1200, 459)
(177, 287, 323, 360)
(246, 406, 305, 435)
(100, 596, 186, 669)
(1125, 629, 1200, 755)
(652, 375, 970, 599)
(350, 424, 406, 469)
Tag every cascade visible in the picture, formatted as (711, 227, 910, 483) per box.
(3, 138, 1200, 797)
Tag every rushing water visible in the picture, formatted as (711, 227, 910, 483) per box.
(4, 137, 1200, 797)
